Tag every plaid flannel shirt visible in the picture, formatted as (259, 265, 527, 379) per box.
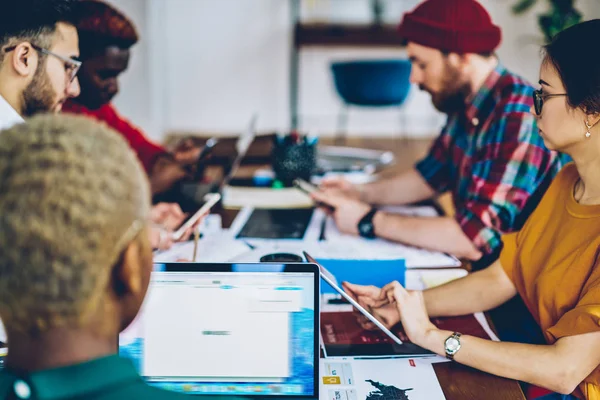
(416, 63, 570, 259)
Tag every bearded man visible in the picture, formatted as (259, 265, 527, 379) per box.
(313, 0, 569, 270)
(0, 0, 81, 129)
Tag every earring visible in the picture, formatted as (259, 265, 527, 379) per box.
(585, 120, 592, 138)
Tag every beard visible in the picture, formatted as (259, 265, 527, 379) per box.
(422, 63, 471, 114)
(22, 66, 59, 117)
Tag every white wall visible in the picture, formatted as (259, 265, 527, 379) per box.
(160, 0, 291, 138)
(107, 0, 600, 142)
(105, 0, 153, 136)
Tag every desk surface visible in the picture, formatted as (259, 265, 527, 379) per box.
(184, 134, 525, 400)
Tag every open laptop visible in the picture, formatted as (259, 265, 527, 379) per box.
(166, 115, 258, 212)
(119, 262, 319, 398)
(186, 114, 258, 199)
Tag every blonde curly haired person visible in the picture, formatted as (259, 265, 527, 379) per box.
(0, 115, 215, 399)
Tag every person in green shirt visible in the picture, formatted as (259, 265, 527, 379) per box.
(0, 114, 238, 400)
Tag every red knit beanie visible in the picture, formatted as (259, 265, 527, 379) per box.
(398, 0, 501, 54)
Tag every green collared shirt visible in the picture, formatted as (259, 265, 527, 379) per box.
(0, 355, 232, 399)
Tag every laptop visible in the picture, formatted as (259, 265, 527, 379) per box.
(119, 262, 319, 398)
(187, 114, 258, 200)
(160, 115, 258, 212)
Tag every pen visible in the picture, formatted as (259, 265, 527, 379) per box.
(290, 131, 299, 144)
(242, 240, 256, 250)
(318, 215, 327, 241)
(192, 229, 200, 261)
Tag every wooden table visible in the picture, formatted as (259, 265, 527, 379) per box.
(171, 133, 526, 400)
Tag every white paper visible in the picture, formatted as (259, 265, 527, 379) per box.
(0, 320, 5, 343)
(222, 186, 314, 210)
(474, 312, 499, 342)
(324, 211, 460, 268)
(153, 230, 252, 263)
(320, 358, 446, 400)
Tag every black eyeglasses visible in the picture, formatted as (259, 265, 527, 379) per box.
(533, 89, 567, 116)
(4, 43, 81, 82)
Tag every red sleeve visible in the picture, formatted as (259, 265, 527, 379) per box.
(63, 101, 167, 173)
(96, 104, 167, 173)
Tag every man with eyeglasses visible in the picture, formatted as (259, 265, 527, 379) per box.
(0, 0, 81, 130)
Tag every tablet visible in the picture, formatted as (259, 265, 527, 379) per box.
(171, 193, 221, 240)
(303, 252, 403, 346)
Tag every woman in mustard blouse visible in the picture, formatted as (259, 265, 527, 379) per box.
(344, 20, 600, 400)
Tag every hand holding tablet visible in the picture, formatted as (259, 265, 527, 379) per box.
(303, 251, 404, 346)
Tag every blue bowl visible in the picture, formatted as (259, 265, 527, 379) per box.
(331, 59, 412, 106)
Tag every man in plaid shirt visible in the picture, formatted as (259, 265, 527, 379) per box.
(313, 0, 569, 270)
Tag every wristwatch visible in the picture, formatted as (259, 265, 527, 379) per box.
(357, 208, 378, 239)
(444, 332, 462, 360)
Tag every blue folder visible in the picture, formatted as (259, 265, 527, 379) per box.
(315, 258, 406, 294)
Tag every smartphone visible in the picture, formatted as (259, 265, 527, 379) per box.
(293, 178, 318, 195)
(294, 179, 335, 212)
(172, 193, 221, 241)
(304, 251, 404, 346)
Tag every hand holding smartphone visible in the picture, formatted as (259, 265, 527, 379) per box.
(293, 178, 318, 195)
(294, 179, 335, 212)
(171, 193, 221, 241)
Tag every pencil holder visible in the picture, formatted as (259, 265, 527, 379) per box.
(271, 133, 317, 186)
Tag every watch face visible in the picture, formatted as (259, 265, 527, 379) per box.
(446, 337, 460, 352)
(359, 223, 370, 234)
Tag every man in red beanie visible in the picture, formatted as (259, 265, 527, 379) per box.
(63, 0, 202, 196)
(314, 0, 568, 270)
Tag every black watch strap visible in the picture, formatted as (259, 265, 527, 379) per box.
(358, 208, 378, 239)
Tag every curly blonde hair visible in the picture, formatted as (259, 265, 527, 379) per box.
(0, 114, 150, 335)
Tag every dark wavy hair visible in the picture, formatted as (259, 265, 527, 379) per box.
(543, 19, 600, 114)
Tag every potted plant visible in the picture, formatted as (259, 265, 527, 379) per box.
(513, 0, 582, 43)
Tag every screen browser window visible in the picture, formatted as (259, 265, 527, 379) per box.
(120, 265, 316, 396)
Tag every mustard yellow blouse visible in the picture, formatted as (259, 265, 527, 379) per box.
(500, 163, 600, 399)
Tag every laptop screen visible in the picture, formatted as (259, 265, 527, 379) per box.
(220, 114, 257, 189)
(119, 263, 318, 397)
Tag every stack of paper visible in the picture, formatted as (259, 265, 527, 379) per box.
(222, 186, 314, 209)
